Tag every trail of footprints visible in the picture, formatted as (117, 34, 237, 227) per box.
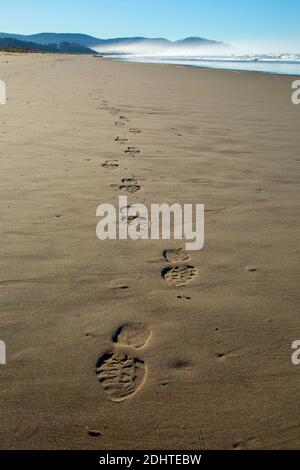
(97, 100, 147, 403)
(97, 98, 198, 408)
(96, 322, 152, 403)
(101, 102, 142, 166)
(95, 250, 197, 405)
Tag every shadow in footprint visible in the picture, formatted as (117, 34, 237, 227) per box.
(113, 322, 152, 349)
(121, 177, 138, 185)
(163, 248, 190, 263)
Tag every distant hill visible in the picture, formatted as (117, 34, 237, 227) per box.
(175, 37, 225, 47)
(0, 37, 95, 54)
(0, 33, 231, 54)
(0, 33, 101, 47)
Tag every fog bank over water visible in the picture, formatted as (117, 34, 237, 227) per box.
(94, 38, 232, 56)
(95, 38, 300, 57)
(96, 44, 230, 56)
(96, 39, 300, 75)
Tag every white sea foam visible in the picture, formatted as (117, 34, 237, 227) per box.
(108, 54, 300, 76)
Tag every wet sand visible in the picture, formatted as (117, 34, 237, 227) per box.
(0, 52, 300, 449)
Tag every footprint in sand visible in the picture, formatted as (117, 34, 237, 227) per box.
(115, 137, 128, 144)
(129, 128, 142, 134)
(113, 322, 152, 349)
(162, 265, 197, 287)
(110, 107, 120, 115)
(119, 115, 130, 122)
(102, 160, 120, 169)
(115, 120, 126, 128)
(162, 247, 197, 287)
(96, 352, 147, 403)
(121, 177, 138, 185)
(163, 248, 190, 264)
(124, 146, 141, 157)
(125, 214, 139, 223)
(97, 322, 151, 402)
(119, 176, 141, 193)
(119, 205, 147, 226)
(122, 214, 147, 226)
(119, 183, 141, 193)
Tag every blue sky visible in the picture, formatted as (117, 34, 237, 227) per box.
(1, 0, 300, 50)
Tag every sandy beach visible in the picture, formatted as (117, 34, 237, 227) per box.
(0, 52, 300, 450)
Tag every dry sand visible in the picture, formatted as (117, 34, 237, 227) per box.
(0, 52, 300, 450)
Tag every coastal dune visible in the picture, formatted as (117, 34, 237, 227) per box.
(0, 52, 299, 450)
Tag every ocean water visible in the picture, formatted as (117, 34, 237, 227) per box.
(110, 54, 300, 76)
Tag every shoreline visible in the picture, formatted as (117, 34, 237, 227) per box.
(111, 56, 300, 77)
(1, 50, 299, 77)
